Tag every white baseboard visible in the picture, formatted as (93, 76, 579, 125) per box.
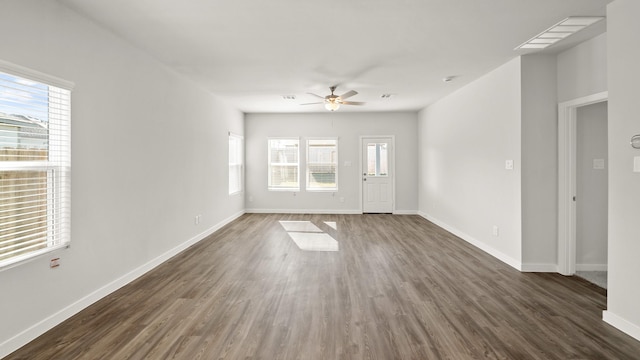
(393, 210, 418, 215)
(0, 210, 245, 359)
(520, 263, 559, 272)
(245, 209, 419, 215)
(603, 310, 640, 342)
(245, 208, 362, 214)
(576, 263, 608, 271)
(418, 211, 522, 271)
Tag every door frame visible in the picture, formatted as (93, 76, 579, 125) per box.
(359, 135, 396, 214)
(557, 91, 608, 275)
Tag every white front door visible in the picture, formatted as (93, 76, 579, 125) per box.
(362, 137, 393, 213)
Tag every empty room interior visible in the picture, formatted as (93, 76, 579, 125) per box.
(1, 0, 640, 358)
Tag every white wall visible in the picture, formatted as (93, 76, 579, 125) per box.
(245, 112, 418, 214)
(520, 54, 559, 270)
(418, 58, 523, 268)
(557, 33, 607, 102)
(604, 0, 640, 341)
(576, 102, 608, 270)
(0, 0, 244, 356)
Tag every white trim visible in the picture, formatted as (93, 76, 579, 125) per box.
(245, 208, 362, 215)
(521, 263, 559, 273)
(0, 210, 245, 359)
(0, 244, 69, 273)
(267, 137, 300, 192)
(576, 263, 608, 271)
(558, 91, 608, 275)
(603, 311, 640, 342)
(359, 135, 396, 214)
(0, 59, 75, 90)
(393, 210, 419, 215)
(228, 133, 244, 196)
(305, 137, 338, 192)
(418, 212, 522, 271)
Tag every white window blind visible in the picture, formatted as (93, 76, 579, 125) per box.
(307, 139, 337, 191)
(229, 133, 243, 195)
(268, 138, 299, 191)
(0, 62, 72, 269)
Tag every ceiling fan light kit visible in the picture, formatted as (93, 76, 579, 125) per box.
(302, 85, 365, 111)
(325, 101, 340, 111)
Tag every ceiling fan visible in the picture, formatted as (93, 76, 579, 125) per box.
(301, 85, 365, 111)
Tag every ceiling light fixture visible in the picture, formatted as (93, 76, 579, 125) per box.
(515, 16, 604, 50)
(324, 100, 340, 111)
(301, 86, 364, 111)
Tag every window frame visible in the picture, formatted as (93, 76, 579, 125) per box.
(366, 142, 389, 177)
(306, 137, 338, 192)
(228, 132, 243, 195)
(267, 137, 300, 191)
(0, 60, 73, 270)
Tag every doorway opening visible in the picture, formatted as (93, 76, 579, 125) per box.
(360, 136, 394, 213)
(574, 101, 608, 288)
(558, 92, 608, 284)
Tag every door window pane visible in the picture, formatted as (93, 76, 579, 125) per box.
(366, 143, 388, 176)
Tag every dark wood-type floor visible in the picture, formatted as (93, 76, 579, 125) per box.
(7, 214, 640, 359)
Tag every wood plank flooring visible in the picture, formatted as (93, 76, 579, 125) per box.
(6, 214, 640, 359)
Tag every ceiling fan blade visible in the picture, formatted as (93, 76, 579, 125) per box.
(339, 90, 358, 100)
(300, 102, 324, 105)
(307, 92, 325, 99)
(341, 101, 365, 105)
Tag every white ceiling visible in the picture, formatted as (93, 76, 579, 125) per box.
(58, 0, 610, 113)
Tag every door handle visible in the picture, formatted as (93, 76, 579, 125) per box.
(363, 178, 367, 181)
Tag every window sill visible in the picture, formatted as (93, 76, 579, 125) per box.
(0, 244, 70, 272)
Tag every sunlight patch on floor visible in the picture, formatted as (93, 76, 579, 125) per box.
(279, 221, 323, 233)
(287, 232, 339, 252)
(279, 220, 339, 252)
(324, 221, 337, 230)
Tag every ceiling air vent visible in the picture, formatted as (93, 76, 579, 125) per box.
(515, 16, 604, 50)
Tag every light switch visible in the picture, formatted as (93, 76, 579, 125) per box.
(505, 160, 514, 170)
(593, 159, 605, 170)
(634, 156, 640, 173)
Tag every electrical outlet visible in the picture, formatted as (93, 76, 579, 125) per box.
(50, 258, 60, 269)
(492, 225, 499, 237)
(505, 160, 514, 170)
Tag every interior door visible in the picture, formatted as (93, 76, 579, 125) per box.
(362, 137, 393, 213)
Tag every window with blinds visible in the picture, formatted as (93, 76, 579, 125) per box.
(307, 139, 337, 191)
(0, 62, 71, 269)
(268, 138, 299, 191)
(228, 133, 243, 195)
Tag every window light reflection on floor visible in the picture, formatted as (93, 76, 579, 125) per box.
(279, 220, 339, 252)
(324, 221, 337, 230)
(279, 220, 322, 233)
(288, 232, 339, 252)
